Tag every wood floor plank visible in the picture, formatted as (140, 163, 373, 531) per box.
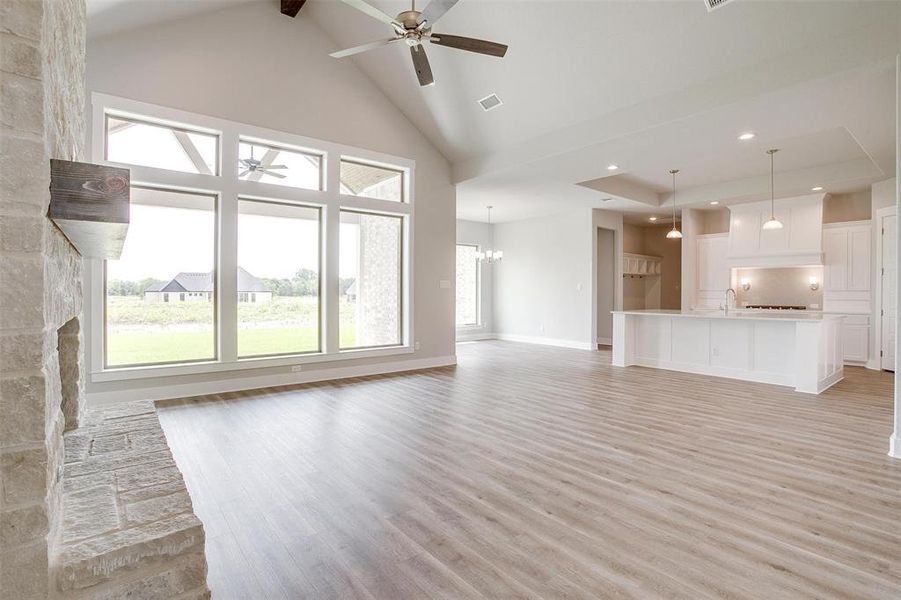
(158, 341, 901, 599)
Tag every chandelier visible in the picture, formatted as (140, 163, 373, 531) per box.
(476, 205, 503, 264)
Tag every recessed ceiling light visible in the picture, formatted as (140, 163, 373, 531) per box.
(607, 164, 618, 171)
(710, 201, 720, 205)
(738, 132, 756, 141)
(811, 186, 823, 191)
(649, 216, 658, 221)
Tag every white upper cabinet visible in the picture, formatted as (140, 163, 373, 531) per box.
(727, 194, 824, 267)
(697, 235, 730, 291)
(824, 223, 871, 293)
(695, 234, 730, 308)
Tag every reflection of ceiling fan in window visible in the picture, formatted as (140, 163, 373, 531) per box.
(238, 146, 287, 179)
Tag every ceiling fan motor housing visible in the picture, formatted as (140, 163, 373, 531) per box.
(396, 10, 423, 30)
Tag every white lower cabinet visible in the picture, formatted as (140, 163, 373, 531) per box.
(837, 315, 869, 363)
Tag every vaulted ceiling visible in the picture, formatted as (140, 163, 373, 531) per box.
(87, 0, 901, 222)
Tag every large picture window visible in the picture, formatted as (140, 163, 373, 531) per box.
(456, 244, 479, 327)
(339, 210, 403, 349)
(105, 187, 217, 367)
(92, 95, 412, 380)
(237, 200, 321, 358)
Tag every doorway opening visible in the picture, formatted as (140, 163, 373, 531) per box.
(596, 227, 616, 347)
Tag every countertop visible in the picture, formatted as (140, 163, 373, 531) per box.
(612, 309, 845, 322)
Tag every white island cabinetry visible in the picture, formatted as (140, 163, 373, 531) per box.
(612, 310, 844, 394)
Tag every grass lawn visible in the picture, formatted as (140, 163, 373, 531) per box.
(106, 295, 356, 366)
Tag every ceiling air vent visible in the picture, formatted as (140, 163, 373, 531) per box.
(704, 0, 737, 11)
(478, 94, 503, 112)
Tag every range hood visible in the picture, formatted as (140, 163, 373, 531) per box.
(726, 194, 825, 268)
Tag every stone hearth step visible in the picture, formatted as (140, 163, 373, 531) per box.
(56, 401, 210, 598)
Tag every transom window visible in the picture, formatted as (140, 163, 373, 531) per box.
(238, 139, 323, 190)
(91, 94, 412, 379)
(105, 113, 219, 175)
(340, 159, 404, 202)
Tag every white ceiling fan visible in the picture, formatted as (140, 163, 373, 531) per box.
(238, 146, 288, 179)
(329, 0, 508, 87)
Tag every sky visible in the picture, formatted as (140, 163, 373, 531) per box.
(107, 203, 360, 282)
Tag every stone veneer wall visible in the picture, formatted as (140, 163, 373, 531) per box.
(358, 214, 402, 346)
(0, 0, 87, 597)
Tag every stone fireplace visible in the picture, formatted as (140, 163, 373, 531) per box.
(1, 0, 87, 595)
(57, 317, 83, 433)
(1, 1, 208, 598)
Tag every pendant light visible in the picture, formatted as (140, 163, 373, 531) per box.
(666, 169, 682, 239)
(476, 205, 503, 264)
(762, 148, 784, 230)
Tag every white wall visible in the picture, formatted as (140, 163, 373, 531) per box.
(871, 178, 897, 370)
(893, 54, 900, 458)
(84, 3, 456, 402)
(591, 209, 625, 348)
(596, 228, 616, 343)
(456, 219, 494, 340)
(493, 209, 595, 349)
(681, 208, 704, 309)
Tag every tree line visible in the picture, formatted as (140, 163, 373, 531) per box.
(108, 268, 355, 297)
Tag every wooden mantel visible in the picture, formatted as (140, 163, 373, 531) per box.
(49, 159, 130, 259)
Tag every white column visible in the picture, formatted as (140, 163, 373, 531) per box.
(612, 313, 631, 367)
(323, 153, 341, 354)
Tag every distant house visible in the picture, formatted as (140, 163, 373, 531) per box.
(344, 279, 357, 302)
(144, 267, 272, 303)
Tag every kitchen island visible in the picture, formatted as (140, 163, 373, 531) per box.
(611, 309, 844, 394)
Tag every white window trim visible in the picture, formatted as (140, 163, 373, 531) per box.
(455, 243, 481, 330)
(88, 93, 415, 383)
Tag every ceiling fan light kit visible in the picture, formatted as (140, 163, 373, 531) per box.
(330, 0, 508, 87)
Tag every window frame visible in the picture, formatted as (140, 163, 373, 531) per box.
(104, 111, 222, 176)
(87, 93, 414, 383)
(238, 137, 326, 191)
(102, 184, 220, 370)
(236, 197, 324, 360)
(339, 157, 407, 203)
(455, 243, 481, 328)
(338, 208, 406, 351)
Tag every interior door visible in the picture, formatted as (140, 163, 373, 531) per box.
(882, 214, 896, 371)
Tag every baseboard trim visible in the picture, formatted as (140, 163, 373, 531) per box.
(597, 337, 612, 345)
(890, 434, 900, 459)
(456, 331, 495, 342)
(86, 355, 458, 407)
(494, 333, 594, 351)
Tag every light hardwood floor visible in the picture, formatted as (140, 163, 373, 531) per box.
(157, 341, 901, 600)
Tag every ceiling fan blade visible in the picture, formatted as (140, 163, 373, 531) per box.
(410, 45, 434, 87)
(238, 169, 250, 178)
(280, 0, 306, 18)
(337, 0, 402, 29)
(260, 170, 287, 179)
(417, 0, 459, 28)
(330, 37, 400, 59)
(429, 33, 507, 58)
(265, 165, 288, 170)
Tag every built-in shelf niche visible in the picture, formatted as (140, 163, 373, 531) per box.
(623, 253, 662, 277)
(623, 253, 662, 310)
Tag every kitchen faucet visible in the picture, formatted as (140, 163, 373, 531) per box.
(722, 288, 736, 313)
